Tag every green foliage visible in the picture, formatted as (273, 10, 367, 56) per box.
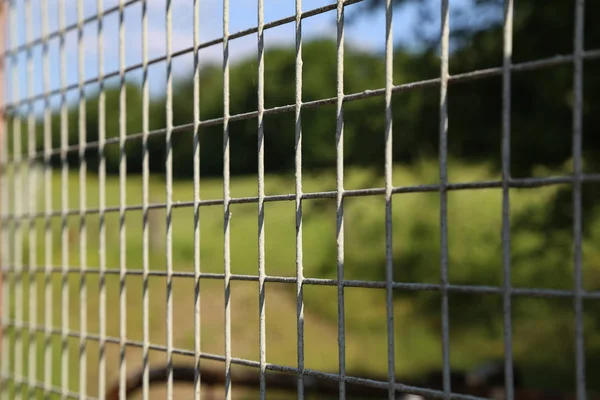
(4, 161, 600, 393)
(4, 0, 600, 393)
(8, 0, 599, 186)
(168, 38, 392, 178)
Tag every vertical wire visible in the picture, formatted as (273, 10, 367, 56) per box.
(9, 0, 24, 396)
(118, 1, 128, 398)
(25, 0, 38, 396)
(257, 0, 267, 396)
(41, 0, 54, 395)
(165, 1, 174, 398)
(294, 0, 305, 397)
(58, 0, 71, 396)
(335, 0, 346, 398)
(384, 0, 395, 397)
(0, 11, 9, 391)
(97, 0, 107, 397)
(76, 0, 88, 397)
(0, 2, 10, 392)
(222, 0, 232, 395)
(572, 0, 586, 399)
(439, 0, 451, 397)
(5, 2, 18, 397)
(192, 0, 202, 397)
(501, 0, 514, 399)
(141, 0, 150, 398)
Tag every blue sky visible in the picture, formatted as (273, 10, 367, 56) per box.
(2, 0, 473, 113)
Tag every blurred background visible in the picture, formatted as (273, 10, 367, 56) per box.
(2, 0, 600, 398)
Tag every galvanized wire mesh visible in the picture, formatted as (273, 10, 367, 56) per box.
(0, 0, 599, 399)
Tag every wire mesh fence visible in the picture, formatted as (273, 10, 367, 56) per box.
(0, 0, 599, 399)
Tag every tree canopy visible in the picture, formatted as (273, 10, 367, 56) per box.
(5, 0, 600, 390)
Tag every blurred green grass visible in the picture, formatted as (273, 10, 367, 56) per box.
(3, 159, 600, 398)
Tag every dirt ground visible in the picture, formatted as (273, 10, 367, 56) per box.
(99, 279, 334, 399)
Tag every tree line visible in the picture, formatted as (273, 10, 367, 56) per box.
(8, 0, 598, 182)
(4, 0, 600, 389)
(8, 0, 596, 237)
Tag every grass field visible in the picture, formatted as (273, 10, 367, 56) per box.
(3, 159, 600, 398)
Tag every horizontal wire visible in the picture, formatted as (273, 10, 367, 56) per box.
(0, 322, 490, 400)
(1, 3, 597, 400)
(0, 373, 93, 400)
(2, 266, 600, 300)
(2, 173, 600, 222)
(2, 47, 600, 166)
(0, 0, 365, 114)
(0, 0, 142, 59)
